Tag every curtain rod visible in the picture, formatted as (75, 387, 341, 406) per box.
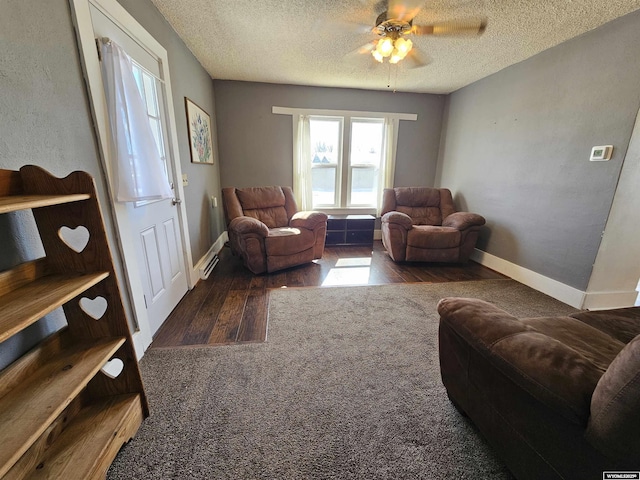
(97, 36, 165, 85)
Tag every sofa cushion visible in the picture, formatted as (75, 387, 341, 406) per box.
(521, 316, 625, 371)
(395, 187, 441, 207)
(394, 188, 443, 225)
(237, 187, 289, 228)
(265, 227, 315, 256)
(397, 206, 442, 225)
(408, 226, 460, 249)
(570, 307, 640, 344)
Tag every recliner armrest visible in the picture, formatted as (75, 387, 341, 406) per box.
(229, 216, 269, 237)
(442, 212, 485, 230)
(290, 211, 328, 230)
(381, 211, 413, 230)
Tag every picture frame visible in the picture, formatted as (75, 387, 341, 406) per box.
(185, 97, 214, 164)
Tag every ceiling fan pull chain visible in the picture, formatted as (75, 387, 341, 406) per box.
(394, 64, 399, 93)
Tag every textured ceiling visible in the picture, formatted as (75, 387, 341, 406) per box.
(149, 0, 640, 94)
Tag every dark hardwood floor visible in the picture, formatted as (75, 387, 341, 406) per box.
(150, 241, 508, 349)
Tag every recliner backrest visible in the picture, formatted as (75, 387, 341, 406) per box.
(383, 187, 457, 225)
(222, 186, 298, 228)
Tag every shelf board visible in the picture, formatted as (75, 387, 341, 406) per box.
(0, 337, 126, 477)
(7, 394, 143, 480)
(0, 194, 90, 214)
(0, 271, 110, 343)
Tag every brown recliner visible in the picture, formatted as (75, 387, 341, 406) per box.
(222, 186, 327, 274)
(380, 187, 485, 263)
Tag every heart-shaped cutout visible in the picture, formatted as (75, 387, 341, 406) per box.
(101, 358, 124, 379)
(59, 226, 90, 253)
(79, 296, 108, 320)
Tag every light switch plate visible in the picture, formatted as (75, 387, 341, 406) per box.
(590, 145, 613, 161)
(182, 173, 189, 186)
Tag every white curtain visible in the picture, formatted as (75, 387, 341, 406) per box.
(293, 114, 313, 210)
(100, 39, 173, 202)
(377, 117, 399, 216)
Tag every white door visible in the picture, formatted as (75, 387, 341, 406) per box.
(90, 4, 188, 335)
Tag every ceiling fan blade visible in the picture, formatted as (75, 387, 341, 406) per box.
(314, 17, 374, 35)
(412, 18, 487, 36)
(352, 41, 377, 55)
(387, 0, 425, 22)
(403, 48, 430, 69)
(335, 19, 377, 35)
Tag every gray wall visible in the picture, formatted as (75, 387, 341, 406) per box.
(214, 81, 445, 191)
(0, 0, 221, 369)
(436, 10, 640, 291)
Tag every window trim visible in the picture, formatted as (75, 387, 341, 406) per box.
(276, 106, 417, 214)
(273, 106, 417, 122)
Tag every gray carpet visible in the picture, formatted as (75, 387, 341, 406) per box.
(108, 279, 577, 480)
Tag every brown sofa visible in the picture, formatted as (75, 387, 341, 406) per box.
(222, 186, 327, 274)
(380, 187, 485, 263)
(437, 297, 640, 479)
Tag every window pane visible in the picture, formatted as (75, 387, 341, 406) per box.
(142, 73, 158, 117)
(350, 167, 378, 206)
(312, 167, 336, 206)
(310, 118, 340, 165)
(132, 65, 144, 94)
(350, 119, 384, 167)
(131, 63, 170, 186)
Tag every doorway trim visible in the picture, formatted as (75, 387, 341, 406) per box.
(69, 0, 195, 357)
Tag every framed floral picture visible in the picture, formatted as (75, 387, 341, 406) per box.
(185, 98, 214, 164)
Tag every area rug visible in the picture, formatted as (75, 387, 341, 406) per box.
(108, 279, 577, 479)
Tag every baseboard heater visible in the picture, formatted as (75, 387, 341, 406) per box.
(199, 253, 219, 280)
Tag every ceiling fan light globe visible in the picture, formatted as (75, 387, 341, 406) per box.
(378, 37, 394, 56)
(394, 37, 413, 56)
(390, 48, 403, 63)
(372, 50, 384, 62)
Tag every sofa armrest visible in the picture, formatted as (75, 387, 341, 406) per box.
(586, 334, 640, 464)
(381, 211, 413, 230)
(229, 216, 269, 237)
(442, 212, 485, 230)
(437, 297, 602, 426)
(290, 211, 328, 230)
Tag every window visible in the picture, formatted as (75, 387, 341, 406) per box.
(274, 106, 416, 212)
(308, 115, 387, 210)
(131, 61, 173, 206)
(131, 61, 169, 181)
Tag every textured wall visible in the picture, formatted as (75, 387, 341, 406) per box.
(214, 81, 445, 191)
(437, 10, 640, 291)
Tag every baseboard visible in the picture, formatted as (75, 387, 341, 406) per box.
(132, 330, 150, 360)
(192, 231, 228, 284)
(470, 249, 586, 308)
(581, 290, 639, 310)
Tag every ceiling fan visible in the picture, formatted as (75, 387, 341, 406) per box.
(354, 0, 487, 68)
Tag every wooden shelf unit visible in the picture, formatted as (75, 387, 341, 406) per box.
(0, 166, 148, 479)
